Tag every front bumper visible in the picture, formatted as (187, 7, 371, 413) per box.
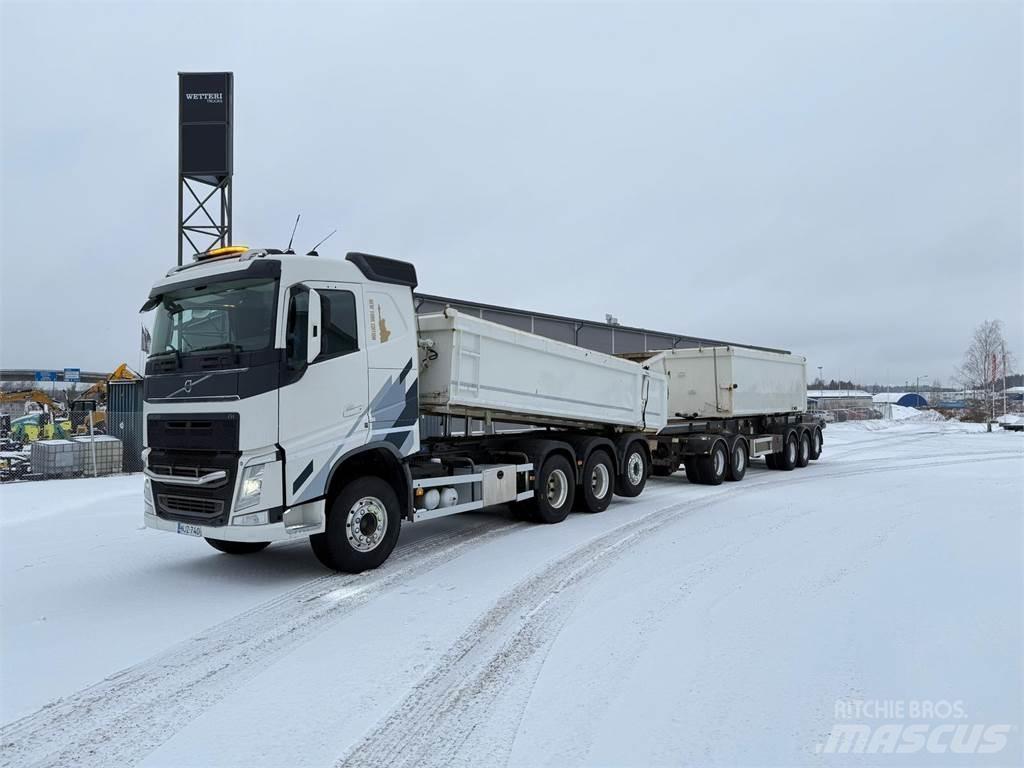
(144, 498, 326, 543)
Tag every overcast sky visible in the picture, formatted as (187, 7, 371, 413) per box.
(1, 1, 1021, 386)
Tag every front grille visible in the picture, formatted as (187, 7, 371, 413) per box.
(148, 446, 239, 526)
(159, 494, 224, 518)
(149, 463, 228, 487)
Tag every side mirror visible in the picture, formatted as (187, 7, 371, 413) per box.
(307, 288, 322, 364)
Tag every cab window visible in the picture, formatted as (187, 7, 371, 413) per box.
(319, 290, 358, 360)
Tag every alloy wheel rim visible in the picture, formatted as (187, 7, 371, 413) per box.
(626, 453, 644, 485)
(547, 469, 569, 508)
(346, 496, 387, 552)
(591, 463, 610, 499)
(714, 448, 726, 477)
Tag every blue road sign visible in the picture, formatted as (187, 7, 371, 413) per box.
(34, 370, 58, 382)
(64, 368, 81, 382)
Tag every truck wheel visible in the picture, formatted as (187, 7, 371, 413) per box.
(205, 538, 270, 555)
(615, 442, 648, 497)
(310, 477, 401, 572)
(726, 440, 747, 481)
(697, 442, 728, 485)
(531, 454, 575, 523)
(578, 450, 614, 513)
(651, 462, 678, 477)
(683, 456, 702, 484)
(809, 428, 823, 460)
(797, 431, 811, 468)
(778, 433, 798, 471)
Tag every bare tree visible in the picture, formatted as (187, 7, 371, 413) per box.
(956, 320, 1015, 417)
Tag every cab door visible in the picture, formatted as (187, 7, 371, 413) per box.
(279, 281, 369, 505)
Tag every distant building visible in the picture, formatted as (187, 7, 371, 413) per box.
(806, 390, 874, 411)
(872, 392, 929, 408)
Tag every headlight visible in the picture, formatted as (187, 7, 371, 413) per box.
(235, 463, 265, 511)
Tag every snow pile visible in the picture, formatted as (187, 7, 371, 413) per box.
(887, 404, 945, 422)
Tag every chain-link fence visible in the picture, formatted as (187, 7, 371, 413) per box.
(1, 379, 144, 483)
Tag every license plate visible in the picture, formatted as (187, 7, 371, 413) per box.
(177, 522, 203, 537)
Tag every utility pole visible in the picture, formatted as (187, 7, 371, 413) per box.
(1003, 342, 1007, 416)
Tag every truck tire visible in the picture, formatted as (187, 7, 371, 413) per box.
(797, 431, 811, 468)
(530, 454, 576, 523)
(578, 450, 614, 513)
(683, 456, 702, 484)
(809, 428, 823, 460)
(615, 441, 648, 497)
(310, 477, 402, 572)
(777, 433, 798, 471)
(205, 538, 270, 555)
(697, 441, 728, 485)
(726, 439, 747, 482)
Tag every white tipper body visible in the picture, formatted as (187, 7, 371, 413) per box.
(645, 346, 807, 420)
(417, 309, 667, 432)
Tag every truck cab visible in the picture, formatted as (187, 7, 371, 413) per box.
(142, 247, 421, 569)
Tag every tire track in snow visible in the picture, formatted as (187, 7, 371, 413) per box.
(335, 450, 1022, 768)
(0, 518, 524, 768)
(334, 485, 814, 768)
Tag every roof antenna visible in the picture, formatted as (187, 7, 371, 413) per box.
(307, 228, 336, 257)
(285, 214, 301, 254)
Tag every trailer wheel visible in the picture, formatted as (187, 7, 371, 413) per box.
(777, 433, 798, 471)
(615, 442, 648, 497)
(726, 439, 747, 481)
(578, 450, 615, 513)
(205, 539, 270, 555)
(697, 441, 728, 485)
(809, 428, 823, 460)
(310, 477, 401, 572)
(530, 454, 575, 523)
(797, 431, 811, 468)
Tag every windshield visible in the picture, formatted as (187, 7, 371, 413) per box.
(150, 278, 277, 357)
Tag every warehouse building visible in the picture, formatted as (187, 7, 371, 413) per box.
(872, 392, 929, 408)
(806, 390, 875, 411)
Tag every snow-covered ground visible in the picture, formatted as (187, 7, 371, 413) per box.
(1, 419, 1021, 767)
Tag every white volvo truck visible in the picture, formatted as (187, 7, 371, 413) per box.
(141, 246, 822, 572)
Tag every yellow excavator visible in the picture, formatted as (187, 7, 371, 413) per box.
(0, 391, 72, 442)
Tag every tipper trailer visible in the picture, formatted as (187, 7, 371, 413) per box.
(140, 246, 823, 572)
